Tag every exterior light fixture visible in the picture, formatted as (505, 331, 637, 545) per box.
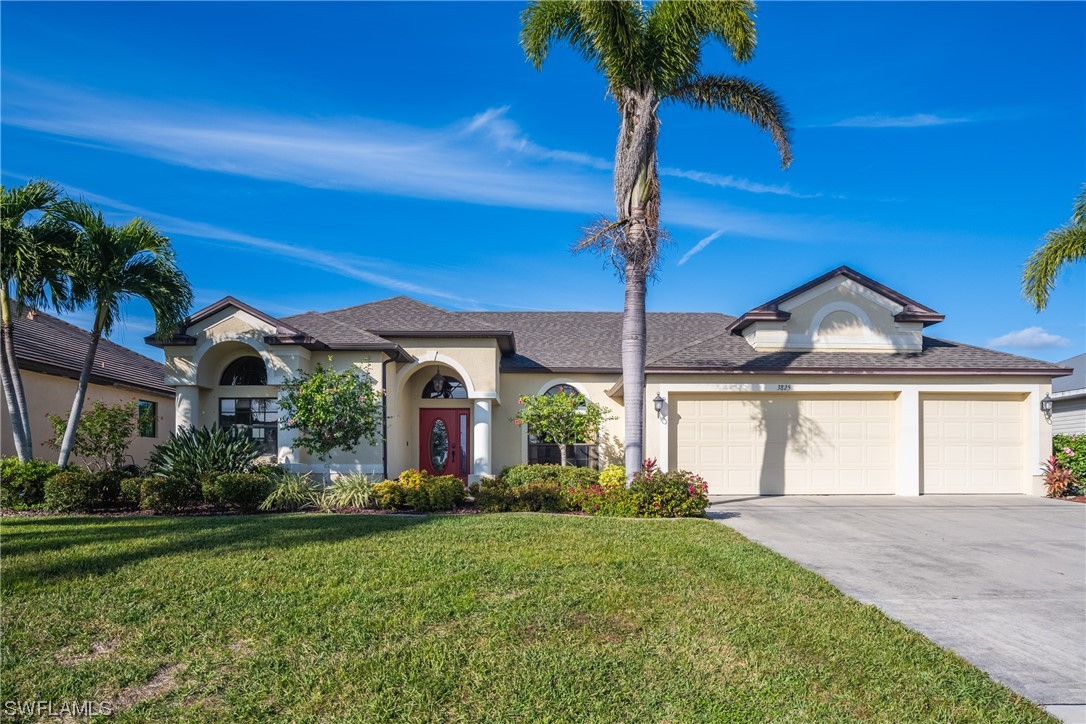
(1040, 393, 1053, 420)
(429, 369, 446, 395)
(653, 392, 665, 414)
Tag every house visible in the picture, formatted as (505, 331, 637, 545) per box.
(1051, 353, 1085, 434)
(147, 266, 1071, 496)
(0, 310, 176, 467)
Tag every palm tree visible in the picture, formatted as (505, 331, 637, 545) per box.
(521, 0, 792, 478)
(51, 199, 193, 468)
(0, 180, 73, 461)
(1022, 185, 1086, 310)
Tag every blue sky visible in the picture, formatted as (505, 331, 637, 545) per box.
(2, 1, 1083, 363)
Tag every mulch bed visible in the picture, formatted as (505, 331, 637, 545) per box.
(1059, 495, 1086, 504)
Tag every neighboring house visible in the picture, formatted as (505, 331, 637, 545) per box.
(149, 266, 1071, 496)
(0, 310, 175, 467)
(1051, 353, 1086, 435)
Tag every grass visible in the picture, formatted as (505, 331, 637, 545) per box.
(0, 513, 1049, 722)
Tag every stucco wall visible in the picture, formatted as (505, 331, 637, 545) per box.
(0, 370, 175, 468)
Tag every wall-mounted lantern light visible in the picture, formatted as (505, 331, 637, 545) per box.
(653, 392, 665, 415)
(1040, 393, 1053, 421)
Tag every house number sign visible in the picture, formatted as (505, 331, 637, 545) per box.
(777, 384, 792, 391)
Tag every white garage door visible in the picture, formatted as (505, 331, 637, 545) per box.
(922, 395, 1026, 494)
(674, 394, 896, 495)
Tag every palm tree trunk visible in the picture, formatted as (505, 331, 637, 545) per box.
(622, 253, 647, 482)
(56, 324, 102, 468)
(0, 290, 32, 461)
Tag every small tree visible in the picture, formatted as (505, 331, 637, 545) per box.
(514, 391, 612, 467)
(279, 358, 383, 465)
(47, 400, 137, 471)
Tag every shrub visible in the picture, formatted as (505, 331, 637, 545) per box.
(119, 476, 144, 506)
(323, 473, 377, 509)
(0, 457, 59, 508)
(260, 471, 322, 512)
(47, 400, 138, 471)
(1053, 434, 1085, 483)
(147, 425, 261, 484)
(43, 470, 100, 512)
(475, 478, 566, 513)
(597, 464, 626, 490)
(140, 476, 199, 512)
(500, 464, 599, 488)
(203, 473, 274, 511)
(374, 469, 465, 512)
(627, 467, 710, 518)
(1042, 456, 1080, 498)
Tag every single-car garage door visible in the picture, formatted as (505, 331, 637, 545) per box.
(673, 394, 896, 495)
(921, 394, 1026, 494)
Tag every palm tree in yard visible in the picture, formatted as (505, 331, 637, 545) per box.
(0, 180, 74, 461)
(51, 199, 193, 468)
(1022, 185, 1085, 310)
(520, 0, 792, 479)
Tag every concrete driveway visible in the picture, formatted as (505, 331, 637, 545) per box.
(708, 495, 1086, 722)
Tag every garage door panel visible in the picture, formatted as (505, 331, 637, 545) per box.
(921, 395, 1025, 494)
(674, 394, 896, 495)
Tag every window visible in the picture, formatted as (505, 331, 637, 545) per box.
(137, 400, 157, 438)
(220, 398, 279, 455)
(220, 356, 267, 386)
(526, 384, 599, 469)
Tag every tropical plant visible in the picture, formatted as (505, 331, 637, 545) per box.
(279, 357, 384, 462)
(322, 472, 378, 509)
(48, 198, 193, 468)
(521, 1, 792, 480)
(1023, 185, 1086, 310)
(259, 471, 322, 512)
(513, 390, 612, 466)
(147, 424, 261, 484)
(47, 400, 138, 471)
(0, 180, 74, 461)
(1042, 456, 1079, 498)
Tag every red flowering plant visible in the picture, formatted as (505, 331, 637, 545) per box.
(626, 459, 710, 518)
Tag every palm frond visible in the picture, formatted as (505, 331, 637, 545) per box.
(646, 0, 757, 91)
(1022, 223, 1086, 311)
(520, 1, 595, 70)
(669, 74, 793, 168)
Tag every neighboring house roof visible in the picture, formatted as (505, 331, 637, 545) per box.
(726, 265, 945, 335)
(1053, 353, 1086, 396)
(155, 293, 1071, 378)
(12, 310, 173, 397)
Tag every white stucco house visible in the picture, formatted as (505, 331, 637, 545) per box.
(147, 266, 1071, 496)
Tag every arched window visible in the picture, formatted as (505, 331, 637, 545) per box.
(527, 383, 598, 468)
(421, 368, 467, 399)
(220, 356, 267, 386)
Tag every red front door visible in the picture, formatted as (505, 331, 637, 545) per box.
(419, 408, 470, 481)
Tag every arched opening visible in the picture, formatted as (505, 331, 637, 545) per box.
(220, 355, 268, 385)
(420, 367, 468, 399)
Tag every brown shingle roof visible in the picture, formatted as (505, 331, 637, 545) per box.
(12, 311, 172, 396)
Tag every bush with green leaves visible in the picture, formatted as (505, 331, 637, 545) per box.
(47, 400, 138, 471)
(1053, 434, 1085, 484)
(512, 390, 612, 466)
(139, 476, 200, 512)
(147, 425, 261, 484)
(597, 464, 626, 490)
(323, 473, 377, 509)
(474, 478, 566, 513)
(202, 472, 274, 511)
(279, 358, 383, 461)
(259, 471, 322, 512)
(373, 469, 465, 512)
(0, 457, 59, 508)
(43, 470, 95, 512)
(500, 464, 599, 488)
(626, 466, 710, 518)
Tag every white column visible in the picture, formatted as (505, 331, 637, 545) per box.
(1026, 384, 1049, 496)
(897, 388, 921, 495)
(175, 386, 199, 432)
(471, 399, 492, 482)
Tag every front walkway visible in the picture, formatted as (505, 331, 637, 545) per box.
(708, 495, 1086, 723)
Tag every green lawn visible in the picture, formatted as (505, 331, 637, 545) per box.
(1, 513, 1048, 722)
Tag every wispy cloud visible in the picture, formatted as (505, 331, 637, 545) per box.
(829, 113, 973, 129)
(987, 326, 1071, 349)
(678, 229, 726, 266)
(659, 167, 820, 198)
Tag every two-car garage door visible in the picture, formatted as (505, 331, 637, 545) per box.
(674, 394, 897, 495)
(673, 392, 1028, 495)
